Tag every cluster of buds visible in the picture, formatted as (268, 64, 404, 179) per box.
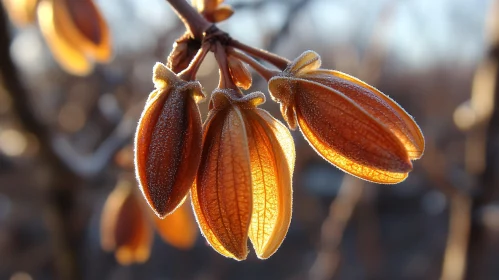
(2, 0, 111, 75)
(134, 0, 424, 261)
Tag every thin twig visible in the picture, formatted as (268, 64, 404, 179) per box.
(441, 193, 471, 280)
(309, 176, 364, 280)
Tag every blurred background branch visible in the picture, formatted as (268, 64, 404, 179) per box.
(0, 6, 80, 280)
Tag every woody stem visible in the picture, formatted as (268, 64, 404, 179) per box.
(165, 0, 212, 39)
(228, 48, 279, 81)
(179, 43, 210, 80)
(214, 42, 239, 92)
(230, 40, 290, 70)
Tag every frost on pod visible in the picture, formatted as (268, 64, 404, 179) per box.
(268, 51, 424, 184)
(134, 63, 205, 218)
(191, 89, 295, 260)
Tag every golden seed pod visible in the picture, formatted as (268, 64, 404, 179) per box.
(192, 89, 295, 260)
(52, 0, 112, 62)
(268, 51, 424, 184)
(152, 200, 198, 250)
(134, 63, 205, 218)
(37, 0, 93, 75)
(100, 179, 153, 265)
(228, 55, 252, 90)
(37, 0, 111, 75)
(2, 0, 38, 26)
(206, 4, 234, 23)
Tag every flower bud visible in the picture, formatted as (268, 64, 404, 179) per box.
(167, 34, 202, 74)
(228, 55, 252, 90)
(192, 0, 233, 23)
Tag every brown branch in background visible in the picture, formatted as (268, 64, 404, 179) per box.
(265, 0, 312, 52)
(309, 176, 364, 280)
(307, 3, 397, 278)
(355, 187, 383, 280)
(465, 2, 499, 277)
(52, 102, 143, 179)
(0, 6, 80, 280)
(441, 193, 471, 280)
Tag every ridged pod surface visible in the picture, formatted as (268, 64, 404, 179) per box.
(192, 89, 294, 260)
(135, 63, 204, 217)
(268, 51, 424, 184)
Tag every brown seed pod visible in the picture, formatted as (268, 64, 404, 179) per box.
(135, 63, 204, 218)
(100, 179, 153, 265)
(268, 51, 424, 184)
(192, 89, 294, 260)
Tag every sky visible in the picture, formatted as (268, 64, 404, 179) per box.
(8, 0, 487, 73)
(93, 0, 494, 70)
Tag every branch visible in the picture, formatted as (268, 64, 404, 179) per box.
(266, 0, 312, 52)
(309, 176, 364, 280)
(0, 6, 80, 280)
(165, 0, 212, 39)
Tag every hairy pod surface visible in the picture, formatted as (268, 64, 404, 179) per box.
(135, 63, 204, 218)
(192, 89, 295, 260)
(268, 51, 424, 184)
(100, 180, 153, 265)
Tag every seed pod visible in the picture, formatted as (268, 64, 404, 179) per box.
(192, 0, 233, 23)
(153, 200, 198, 250)
(2, 0, 38, 26)
(53, 0, 112, 62)
(228, 55, 252, 90)
(37, 0, 93, 75)
(192, 89, 294, 260)
(135, 63, 204, 218)
(207, 4, 234, 23)
(268, 51, 424, 184)
(100, 179, 153, 265)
